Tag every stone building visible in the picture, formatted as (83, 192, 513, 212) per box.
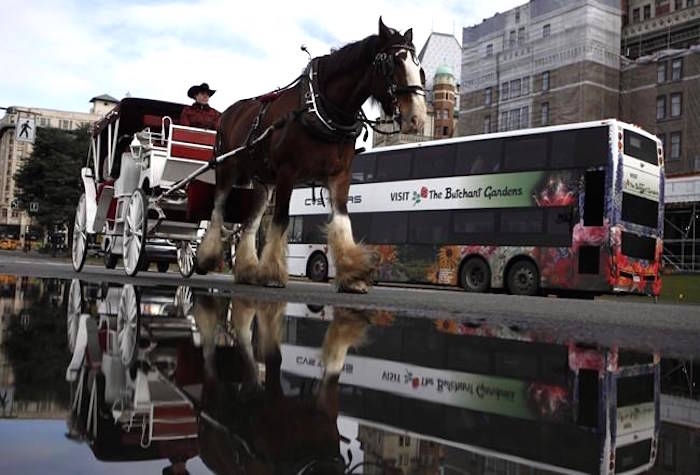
(0, 95, 117, 228)
(458, 0, 622, 136)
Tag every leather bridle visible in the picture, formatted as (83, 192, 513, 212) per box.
(372, 43, 425, 123)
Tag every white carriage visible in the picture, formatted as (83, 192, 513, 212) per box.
(71, 98, 253, 277)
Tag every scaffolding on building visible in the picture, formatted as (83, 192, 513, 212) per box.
(664, 174, 700, 273)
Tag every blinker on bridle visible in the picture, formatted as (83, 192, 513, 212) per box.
(372, 43, 425, 125)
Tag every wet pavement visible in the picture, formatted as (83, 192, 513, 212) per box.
(0, 273, 698, 474)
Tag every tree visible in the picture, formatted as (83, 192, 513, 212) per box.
(14, 125, 90, 230)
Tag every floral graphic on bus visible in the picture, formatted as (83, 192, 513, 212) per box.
(533, 173, 577, 207)
(412, 186, 429, 206)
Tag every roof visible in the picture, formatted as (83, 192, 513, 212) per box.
(435, 64, 454, 77)
(90, 94, 119, 103)
(418, 32, 461, 62)
(92, 97, 186, 137)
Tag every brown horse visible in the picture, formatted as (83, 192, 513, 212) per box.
(196, 18, 427, 293)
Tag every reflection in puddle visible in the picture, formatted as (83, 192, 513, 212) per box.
(0, 275, 698, 474)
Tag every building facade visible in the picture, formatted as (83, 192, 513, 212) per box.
(0, 95, 116, 229)
(459, 0, 622, 137)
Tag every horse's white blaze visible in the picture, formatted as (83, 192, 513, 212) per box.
(396, 50, 427, 132)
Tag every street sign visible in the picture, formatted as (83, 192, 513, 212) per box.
(29, 202, 39, 213)
(15, 117, 35, 144)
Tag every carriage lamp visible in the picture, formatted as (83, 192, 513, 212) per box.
(129, 135, 143, 159)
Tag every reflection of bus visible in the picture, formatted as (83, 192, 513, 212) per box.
(287, 120, 664, 296)
(280, 308, 660, 474)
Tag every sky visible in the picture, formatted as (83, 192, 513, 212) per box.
(0, 0, 525, 114)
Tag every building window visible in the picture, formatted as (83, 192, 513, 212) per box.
(442, 126, 449, 136)
(670, 132, 681, 160)
(689, 0, 696, 6)
(675, 0, 683, 10)
(515, 9, 520, 22)
(657, 62, 667, 83)
(61, 119, 71, 129)
(511, 78, 521, 98)
(656, 95, 666, 120)
(484, 115, 491, 134)
(509, 109, 520, 130)
(671, 58, 683, 80)
(543, 24, 551, 38)
(501, 82, 509, 100)
(518, 27, 525, 44)
(632, 7, 641, 22)
(509, 30, 516, 47)
(39, 117, 48, 127)
(671, 93, 682, 117)
(520, 106, 529, 129)
(542, 71, 550, 91)
(541, 102, 549, 126)
(522, 76, 530, 95)
(644, 4, 651, 19)
(486, 43, 493, 57)
(499, 112, 508, 131)
(485, 87, 492, 105)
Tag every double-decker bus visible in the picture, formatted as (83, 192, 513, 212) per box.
(287, 120, 664, 296)
(279, 305, 660, 474)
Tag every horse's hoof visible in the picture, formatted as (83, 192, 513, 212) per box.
(338, 281, 369, 294)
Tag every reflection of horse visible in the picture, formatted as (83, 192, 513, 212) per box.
(194, 296, 368, 474)
(196, 18, 427, 293)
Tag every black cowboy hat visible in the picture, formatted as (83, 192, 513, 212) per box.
(187, 82, 216, 99)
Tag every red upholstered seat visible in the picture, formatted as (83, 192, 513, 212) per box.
(143, 114, 164, 129)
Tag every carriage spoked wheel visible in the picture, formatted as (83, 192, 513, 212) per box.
(174, 285, 194, 317)
(67, 279, 83, 353)
(116, 284, 140, 367)
(72, 194, 88, 272)
(123, 189, 148, 277)
(177, 241, 196, 278)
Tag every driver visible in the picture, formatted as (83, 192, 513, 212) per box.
(179, 82, 221, 129)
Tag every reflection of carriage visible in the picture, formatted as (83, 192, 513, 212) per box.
(71, 98, 253, 277)
(66, 280, 201, 452)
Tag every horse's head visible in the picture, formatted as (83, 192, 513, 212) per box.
(371, 17, 427, 134)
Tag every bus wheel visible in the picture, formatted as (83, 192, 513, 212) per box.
(461, 258, 490, 293)
(506, 259, 539, 296)
(307, 253, 329, 282)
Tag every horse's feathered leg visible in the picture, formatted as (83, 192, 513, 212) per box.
(255, 300, 286, 395)
(197, 167, 238, 274)
(327, 172, 375, 293)
(257, 170, 294, 287)
(228, 298, 258, 383)
(234, 182, 269, 284)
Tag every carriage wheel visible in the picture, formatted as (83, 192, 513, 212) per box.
(116, 284, 140, 366)
(123, 189, 147, 277)
(72, 194, 88, 272)
(175, 285, 194, 317)
(67, 279, 83, 353)
(177, 241, 196, 278)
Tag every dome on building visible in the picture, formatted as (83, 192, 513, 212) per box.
(434, 64, 454, 77)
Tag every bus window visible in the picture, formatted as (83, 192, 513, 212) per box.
(621, 193, 658, 228)
(351, 213, 371, 242)
(301, 215, 327, 244)
(624, 130, 657, 165)
(408, 211, 450, 244)
(412, 145, 455, 178)
(351, 154, 376, 183)
(504, 135, 547, 171)
(455, 139, 502, 175)
(370, 212, 408, 244)
(550, 127, 608, 168)
(500, 209, 544, 234)
(288, 216, 303, 243)
(452, 210, 497, 235)
(546, 207, 573, 244)
(376, 151, 412, 182)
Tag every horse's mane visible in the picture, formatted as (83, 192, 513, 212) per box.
(318, 35, 381, 80)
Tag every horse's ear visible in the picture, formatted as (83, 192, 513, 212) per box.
(379, 16, 391, 38)
(403, 28, 413, 43)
